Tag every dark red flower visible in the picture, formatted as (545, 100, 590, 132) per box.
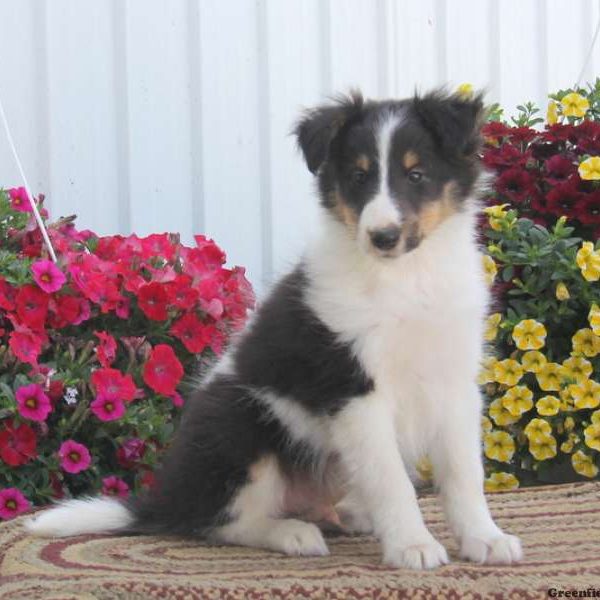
(483, 143, 529, 171)
(15, 284, 49, 330)
(495, 168, 537, 203)
(170, 313, 210, 353)
(90, 368, 138, 402)
(482, 121, 510, 142)
(47, 380, 65, 405)
(116, 438, 147, 469)
(0, 277, 16, 311)
(101, 476, 130, 499)
(137, 282, 169, 321)
(571, 119, 600, 154)
(508, 126, 536, 144)
(143, 344, 184, 395)
(546, 180, 583, 217)
(544, 155, 576, 185)
(0, 420, 37, 466)
(576, 192, 600, 225)
(94, 331, 117, 367)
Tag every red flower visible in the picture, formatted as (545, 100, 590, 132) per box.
(94, 331, 117, 367)
(101, 476, 130, 499)
(15, 284, 49, 330)
(15, 383, 53, 422)
(166, 274, 199, 310)
(90, 393, 126, 421)
(507, 126, 536, 144)
(137, 282, 169, 321)
(139, 469, 156, 491)
(116, 438, 146, 469)
(8, 323, 44, 366)
(90, 368, 137, 402)
(546, 180, 582, 217)
(141, 234, 176, 261)
(58, 440, 91, 474)
(170, 313, 210, 353)
(8, 187, 33, 213)
(544, 155, 576, 185)
(482, 143, 529, 171)
(0, 420, 37, 466)
(47, 379, 65, 405)
(0, 488, 30, 520)
(143, 344, 184, 395)
(481, 122, 510, 142)
(495, 168, 537, 203)
(31, 259, 66, 294)
(576, 192, 600, 225)
(0, 277, 16, 311)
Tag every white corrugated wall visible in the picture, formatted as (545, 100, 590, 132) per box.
(1, 0, 599, 293)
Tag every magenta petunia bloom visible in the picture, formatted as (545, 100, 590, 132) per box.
(90, 394, 126, 422)
(8, 187, 33, 213)
(101, 476, 130, 499)
(58, 440, 91, 474)
(31, 259, 67, 294)
(0, 488, 30, 520)
(15, 383, 52, 422)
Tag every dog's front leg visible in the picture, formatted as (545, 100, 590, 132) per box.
(331, 395, 448, 569)
(430, 383, 523, 564)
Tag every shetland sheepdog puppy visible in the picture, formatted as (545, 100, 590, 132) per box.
(27, 90, 522, 570)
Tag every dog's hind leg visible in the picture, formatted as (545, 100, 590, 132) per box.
(210, 454, 329, 556)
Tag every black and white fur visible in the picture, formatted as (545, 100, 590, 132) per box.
(27, 91, 522, 569)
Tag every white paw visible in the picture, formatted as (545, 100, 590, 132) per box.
(460, 532, 522, 564)
(271, 519, 330, 557)
(384, 537, 449, 569)
(336, 501, 373, 534)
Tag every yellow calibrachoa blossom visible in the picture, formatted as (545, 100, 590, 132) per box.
(456, 83, 474, 98)
(572, 450, 599, 478)
(484, 430, 516, 463)
(521, 350, 547, 373)
(482, 254, 497, 286)
(484, 204, 509, 231)
(529, 435, 557, 461)
(501, 385, 534, 417)
(588, 303, 600, 336)
(536, 362, 565, 391)
(481, 415, 493, 433)
(584, 423, 600, 452)
(555, 282, 570, 301)
(494, 359, 524, 386)
(477, 356, 498, 385)
(484, 313, 502, 341)
(488, 398, 520, 426)
(512, 319, 547, 351)
(524, 418, 552, 442)
(592, 410, 600, 424)
(570, 379, 600, 410)
(564, 416, 576, 431)
(572, 328, 600, 358)
(560, 433, 579, 454)
(536, 395, 561, 416)
(484, 472, 520, 492)
(562, 356, 593, 384)
(561, 92, 589, 117)
(578, 156, 600, 181)
(546, 100, 559, 124)
(559, 386, 577, 412)
(576, 242, 600, 282)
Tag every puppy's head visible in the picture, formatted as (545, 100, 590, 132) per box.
(294, 90, 485, 258)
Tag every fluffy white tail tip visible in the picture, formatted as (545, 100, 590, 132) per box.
(25, 497, 133, 537)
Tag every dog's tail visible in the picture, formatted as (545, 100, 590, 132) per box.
(26, 497, 133, 537)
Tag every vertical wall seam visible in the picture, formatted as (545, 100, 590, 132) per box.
(112, 0, 131, 234)
(376, 0, 389, 98)
(434, 0, 447, 84)
(319, 0, 332, 96)
(536, 0, 548, 109)
(256, 0, 273, 288)
(187, 0, 205, 237)
(488, 0, 501, 103)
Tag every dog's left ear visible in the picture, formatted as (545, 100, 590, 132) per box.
(294, 92, 364, 174)
(413, 91, 485, 157)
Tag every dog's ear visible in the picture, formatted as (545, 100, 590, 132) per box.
(413, 90, 485, 157)
(294, 92, 364, 174)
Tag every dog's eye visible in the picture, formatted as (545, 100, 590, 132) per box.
(407, 170, 424, 184)
(352, 169, 368, 184)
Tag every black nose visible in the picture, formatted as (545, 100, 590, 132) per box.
(369, 226, 401, 251)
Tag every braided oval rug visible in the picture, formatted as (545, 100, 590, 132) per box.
(1, 482, 599, 599)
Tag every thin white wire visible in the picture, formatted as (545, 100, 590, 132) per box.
(576, 12, 600, 89)
(0, 90, 57, 263)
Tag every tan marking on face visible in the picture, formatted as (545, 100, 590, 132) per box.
(416, 182, 460, 238)
(355, 154, 370, 171)
(330, 190, 359, 235)
(402, 150, 420, 170)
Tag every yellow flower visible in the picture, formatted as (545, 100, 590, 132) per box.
(501, 385, 534, 417)
(578, 156, 600, 181)
(521, 350, 547, 374)
(477, 356, 497, 385)
(484, 313, 502, 341)
(484, 472, 520, 492)
(562, 356, 593, 384)
(536, 362, 565, 392)
(524, 418, 552, 443)
(489, 398, 520, 426)
(482, 255, 497, 286)
(494, 359, 523, 386)
(576, 242, 600, 282)
(555, 282, 570, 301)
(484, 430, 516, 463)
(456, 83, 474, 98)
(564, 416, 576, 431)
(572, 328, 600, 358)
(584, 423, 600, 452)
(560, 432, 580, 454)
(512, 319, 547, 351)
(592, 410, 600, 424)
(484, 204, 510, 218)
(570, 379, 600, 410)
(536, 395, 561, 416)
(589, 303, 600, 336)
(546, 101, 559, 125)
(559, 386, 577, 412)
(572, 450, 599, 478)
(529, 435, 557, 461)
(481, 415, 493, 433)
(561, 92, 589, 118)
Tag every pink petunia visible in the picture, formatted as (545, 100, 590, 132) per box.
(15, 383, 52, 422)
(170, 392, 184, 407)
(94, 331, 117, 367)
(0, 488, 30, 520)
(101, 476, 130, 499)
(31, 260, 67, 294)
(58, 440, 91, 474)
(8, 187, 33, 213)
(90, 394, 126, 422)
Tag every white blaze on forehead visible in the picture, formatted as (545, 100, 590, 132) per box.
(359, 112, 402, 234)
